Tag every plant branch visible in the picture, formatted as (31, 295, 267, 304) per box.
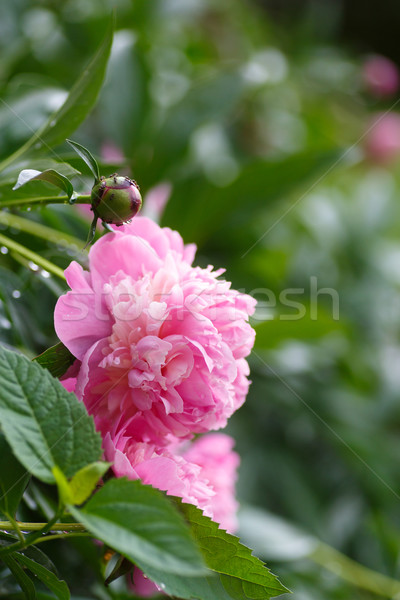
(33, 532, 90, 545)
(4, 514, 25, 545)
(0, 518, 88, 557)
(0, 194, 91, 209)
(310, 542, 400, 598)
(0, 232, 66, 280)
(0, 211, 85, 250)
(0, 521, 87, 532)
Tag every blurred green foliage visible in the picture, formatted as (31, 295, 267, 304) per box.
(1, 0, 400, 598)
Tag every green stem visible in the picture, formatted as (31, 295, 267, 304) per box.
(0, 521, 86, 532)
(0, 232, 65, 280)
(5, 515, 25, 545)
(24, 505, 65, 547)
(0, 211, 84, 250)
(0, 194, 91, 209)
(33, 532, 90, 545)
(310, 542, 400, 598)
(0, 518, 88, 557)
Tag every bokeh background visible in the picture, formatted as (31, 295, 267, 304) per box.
(1, 1, 400, 598)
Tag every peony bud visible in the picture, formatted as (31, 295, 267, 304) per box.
(91, 174, 142, 225)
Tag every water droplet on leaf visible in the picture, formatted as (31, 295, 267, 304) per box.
(28, 261, 39, 272)
(0, 317, 11, 329)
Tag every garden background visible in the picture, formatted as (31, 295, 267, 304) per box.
(1, 1, 400, 598)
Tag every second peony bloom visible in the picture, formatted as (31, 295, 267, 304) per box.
(55, 217, 256, 446)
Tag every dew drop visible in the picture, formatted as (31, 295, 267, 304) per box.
(0, 317, 11, 330)
(12, 290, 21, 299)
(50, 120, 56, 127)
(28, 261, 39, 272)
(56, 240, 67, 250)
(34, 142, 41, 149)
(0, 246, 8, 254)
(40, 270, 51, 279)
(26, 207, 32, 212)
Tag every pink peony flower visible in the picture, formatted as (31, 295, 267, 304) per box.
(55, 217, 256, 446)
(104, 434, 214, 517)
(60, 377, 77, 393)
(104, 431, 239, 532)
(362, 55, 400, 98)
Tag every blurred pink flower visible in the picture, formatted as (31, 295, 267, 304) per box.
(101, 141, 125, 164)
(129, 568, 158, 597)
(364, 112, 400, 163)
(76, 203, 93, 220)
(55, 217, 256, 446)
(140, 183, 171, 223)
(362, 55, 400, 98)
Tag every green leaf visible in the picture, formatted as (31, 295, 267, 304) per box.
(13, 169, 74, 199)
(0, 17, 114, 171)
(52, 466, 73, 506)
(68, 478, 206, 577)
(180, 502, 289, 598)
(67, 139, 100, 183)
(19, 545, 61, 577)
(0, 345, 102, 484)
(14, 552, 70, 600)
(33, 342, 76, 379)
(138, 566, 238, 600)
(68, 461, 110, 505)
(0, 530, 18, 547)
(53, 462, 110, 506)
(0, 433, 30, 518)
(254, 305, 345, 350)
(104, 554, 133, 586)
(2, 553, 36, 599)
(0, 160, 80, 187)
(141, 501, 289, 600)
